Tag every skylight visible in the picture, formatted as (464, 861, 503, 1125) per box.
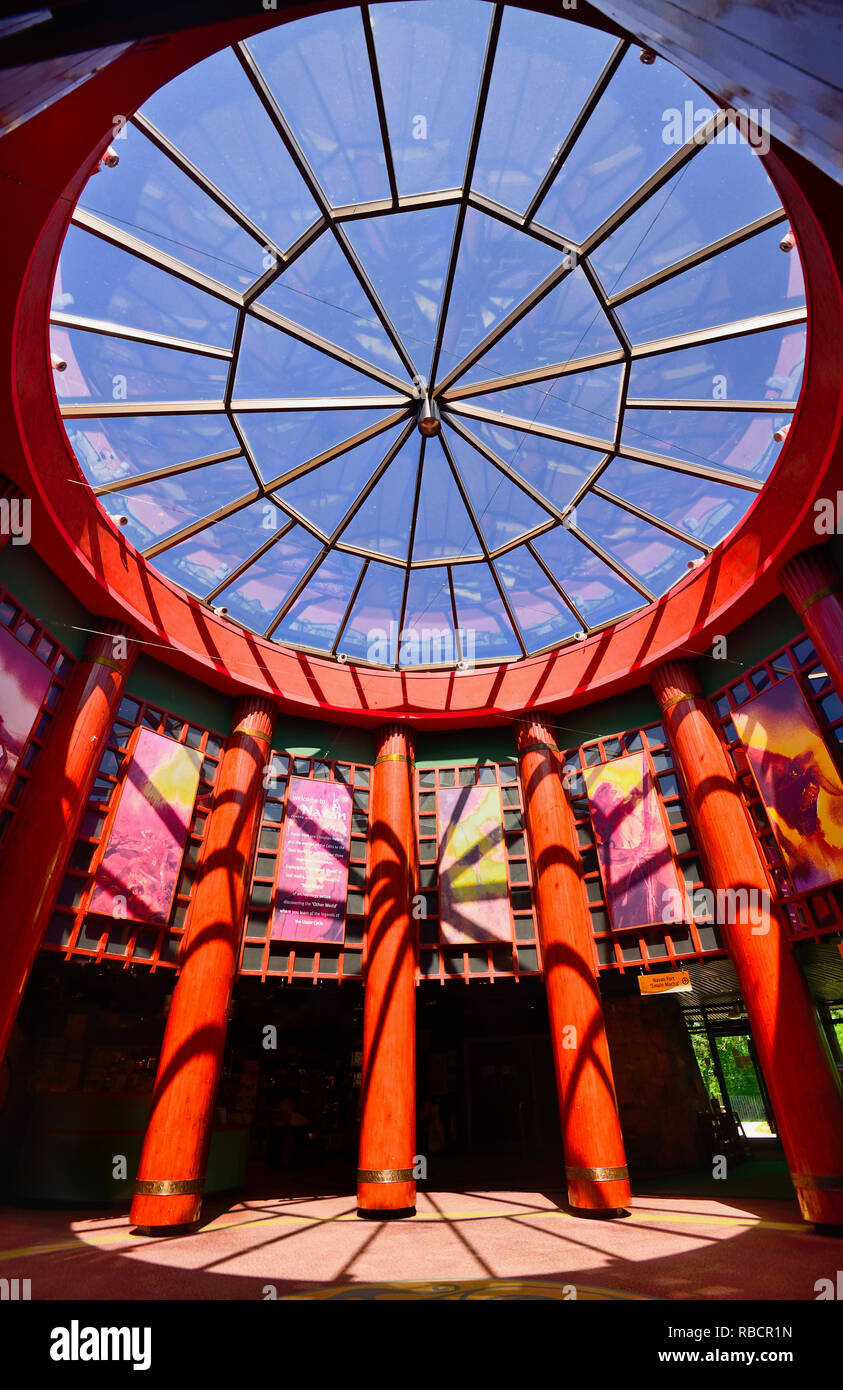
(52, 1, 806, 669)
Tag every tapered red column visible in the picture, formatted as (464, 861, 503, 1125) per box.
(652, 660, 843, 1225)
(779, 545, 843, 698)
(130, 696, 275, 1231)
(357, 723, 417, 1217)
(517, 719, 630, 1214)
(0, 620, 137, 1066)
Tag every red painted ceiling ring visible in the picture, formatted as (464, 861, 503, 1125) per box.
(5, 7, 843, 729)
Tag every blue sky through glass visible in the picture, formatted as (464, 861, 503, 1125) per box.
(54, 1, 805, 668)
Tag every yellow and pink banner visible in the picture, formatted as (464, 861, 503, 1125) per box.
(437, 785, 511, 946)
(271, 777, 353, 944)
(584, 752, 682, 930)
(731, 676, 843, 892)
(90, 729, 202, 924)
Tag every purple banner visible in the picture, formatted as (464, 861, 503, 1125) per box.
(90, 728, 202, 925)
(437, 784, 511, 946)
(271, 777, 353, 944)
(583, 752, 683, 930)
(0, 625, 51, 803)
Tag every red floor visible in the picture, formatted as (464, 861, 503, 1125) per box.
(1, 1189, 838, 1300)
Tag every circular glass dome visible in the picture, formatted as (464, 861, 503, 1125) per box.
(51, 1, 806, 669)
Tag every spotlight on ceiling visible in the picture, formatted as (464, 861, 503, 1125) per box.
(337, 651, 349, 664)
(639, 47, 656, 64)
(416, 391, 441, 437)
(50, 353, 67, 372)
(213, 605, 229, 617)
(115, 514, 129, 527)
(101, 146, 120, 168)
(779, 229, 796, 253)
(773, 422, 791, 443)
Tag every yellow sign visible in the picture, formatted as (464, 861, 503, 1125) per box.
(638, 970, 692, 995)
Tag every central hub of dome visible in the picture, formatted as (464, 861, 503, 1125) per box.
(416, 389, 441, 437)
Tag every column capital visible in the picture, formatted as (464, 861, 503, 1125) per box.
(231, 695, 276, 746)
(514, 715, 560, 756)
(374, 721, 415, 764)
(650, 659, 703, 715)
(778, 544, 843, 615)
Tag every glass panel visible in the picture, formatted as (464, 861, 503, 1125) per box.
(344, 205, 458, 380)
(274, 548, 364, 650)
(237, 409, 402, 487)
(599, 455, 747, 546)
(234, 316, 387, 398)
(575, 491, 698, 593)
(537, 48, 711, 243)
(141, 45, 318, 251)
(628, 324, 806, 403)
(494, 546, 578, 650)
(446, 426, 552, 550)
(442, 206, 564, 371)
(621, 408, 784, 482)
(54, 224, 237, 347)
(51, 328, 227, 404)
(78, 123, 265, 288)
(465, 363, 624, 443)
(591, 136, 781, 297)
(65, 413, 239, 487)
(618, 226, 805, 344)
(257, 231, 404, 372)
(339, 431, 421, 559)
(399, 566, 457, 666)
(270, 421, 407, 533)
(153, 497, 285, 596)
(412, 437, 482, 561)
(337, 561, 406, 660)
(453, 418, 597, 513)
(533, 525, 642, 626)
(215, 524, 323, 630)
(371, 0, 489, 197)
(452, 561, 520, 659)
(248, 11, 390, 207)
(473, 9, 615, 215)
(96, 456, 256, 552)
(460, 265, 618, 386)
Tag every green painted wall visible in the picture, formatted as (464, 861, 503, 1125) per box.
(697, 595, 803, 695)
(272, 716, 375, 764)
(127, 654, 234, 735)
(415, 725, 517, 767)
(0, 545, 89, 656)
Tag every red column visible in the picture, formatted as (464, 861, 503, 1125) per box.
(517, 718, 630, 1214)
(652, 660, 843, 1225)
(130, 696, 275, 1232)
(357, 723, 417, 1218)
(779, 545, 843, 698)
(0, 619, 137, 1066)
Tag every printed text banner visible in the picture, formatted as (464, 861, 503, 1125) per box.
(271, 777, 353, 944)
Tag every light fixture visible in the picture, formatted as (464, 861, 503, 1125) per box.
(50, 353, 67, 372)
(115, 514, 129, 527)
(101, 146, 119, 168)
(639, 47, 656, 64)
(779, 229, 796, 252)
(773, 422, 790, 443)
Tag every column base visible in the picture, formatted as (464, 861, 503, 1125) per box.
(131, 1221, 203, 1237)
(567, 1206, 630, 1220)
(130, 1185, 203, 1230)
(357, 1206, 416, 1221)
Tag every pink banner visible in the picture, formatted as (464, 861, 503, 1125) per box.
(271, 777, 353, 944)
(437, 784, 511, 946)
(0, 625, 51, 802)
(584, 752, 683, 930)
(90, 728, 202, 925)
